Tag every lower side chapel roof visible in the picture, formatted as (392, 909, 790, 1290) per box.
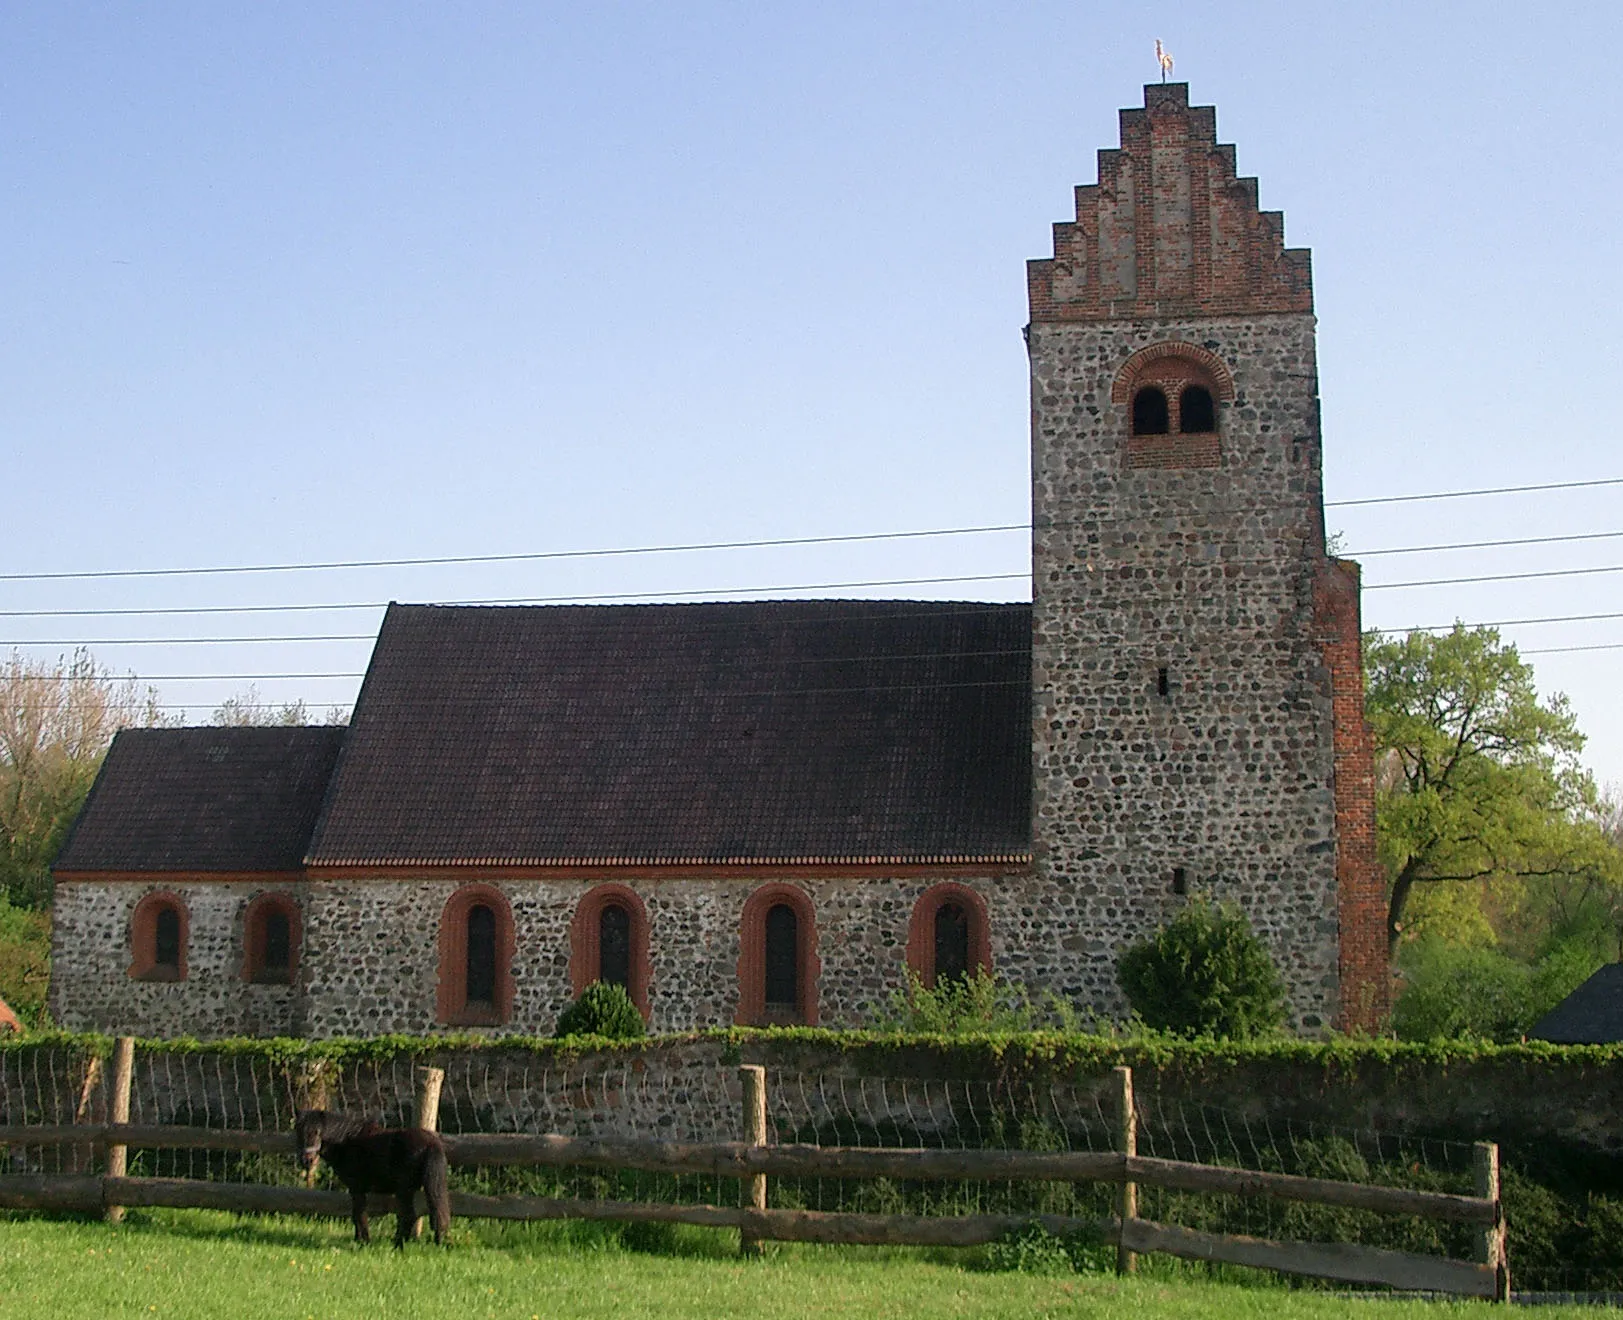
(59, 600, 1034, 874)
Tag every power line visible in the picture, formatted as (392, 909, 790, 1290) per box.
(1353, 529, 1623, 558)
(2, 476, 1617, 586)
(1325, 477, 1623, 508)
(6, 554, 1622, 645)
(0, 524, 1026, 584)
(1397, 611, 1623, 633)
(7, 525, 1623, 621)
(1520, 642, 1623, 655)
(0, 571, 1029, 619)
(1367, 564, 1623, 591)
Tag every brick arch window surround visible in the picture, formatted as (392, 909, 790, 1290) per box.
(735, 884, 820, 1027)
(906, 883, 992, 989)
(1112, 342, 1234, 469)
(129, 891, 189, 982)
(241, 891, 302, 985)
(436, 884, 515, 1027)
(569, 884, 653, 1021)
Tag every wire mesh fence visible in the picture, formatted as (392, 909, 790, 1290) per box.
(6, 1041, 1619, 1290)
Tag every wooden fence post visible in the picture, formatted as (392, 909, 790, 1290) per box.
(1474, 1141, 1509, 1303)
(1113, 1065, 1137, 1275)
(415, 1067, 445, 1132)
(407, 1066, 446, 1239)
(738, 1065, 768, 1257)
(103, 1037, 136, 1223)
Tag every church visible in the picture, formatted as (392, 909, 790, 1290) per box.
(49, 84, 1389, 1039)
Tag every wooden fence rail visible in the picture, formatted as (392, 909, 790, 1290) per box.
(0, 1045, 1509, 1301)
(0, 1124, 1498, 1224)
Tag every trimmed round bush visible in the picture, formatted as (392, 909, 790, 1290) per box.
(1116, 899, 1286, 1039)
(554, 981, 646, 1039)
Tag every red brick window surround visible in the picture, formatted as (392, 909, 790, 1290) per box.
(129, 891, 189, 982)
(735, 883, 820, 1027)
(906, 883, 991, 989)
(436, 884, 515, 1027)
(241, 892, 302, 985)
(1112, 342, 1234, 470)
(569, 884, 653, 1021)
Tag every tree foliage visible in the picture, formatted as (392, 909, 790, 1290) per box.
(1392, 937, 1597, 1043)
(1365, 626, 1622, 958)
(1116, 899, 1286, 1039)
(0, 650, 164, 908)
(554, 982, 646, 1040)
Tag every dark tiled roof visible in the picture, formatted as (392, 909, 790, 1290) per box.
(54, 727, 346, 873)
(307, 601, 1032, 866)
(1529, 963, 1623, 1044)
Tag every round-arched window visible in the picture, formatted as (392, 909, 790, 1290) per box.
(1132, 386, 1170, 436)
(1180, 385, 1216, 433)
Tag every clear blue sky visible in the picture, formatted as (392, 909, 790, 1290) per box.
(3, 2, 1620, 787)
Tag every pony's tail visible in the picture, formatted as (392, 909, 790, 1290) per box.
(424, 1146, 451, 1245)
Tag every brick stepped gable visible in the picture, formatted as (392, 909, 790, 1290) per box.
(1028, 82, 1312, 322)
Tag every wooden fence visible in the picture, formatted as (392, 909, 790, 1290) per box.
(0, 1049, 1509, 1300)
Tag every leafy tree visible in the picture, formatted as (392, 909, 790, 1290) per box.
(0, 894, 51, 1026)
(555, 981, 646, 1039)
(1392, 935, 1598, 1042)
(1366, 626, 1622, 959)
(0, 650, 164, 908)
(1116, 898, 1286, 1039)
(210, 685, 349, 727)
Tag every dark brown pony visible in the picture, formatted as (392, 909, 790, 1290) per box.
(294, 1110, 451, 1247)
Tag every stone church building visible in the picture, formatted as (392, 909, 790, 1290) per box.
(50, 84, 1388, 1040)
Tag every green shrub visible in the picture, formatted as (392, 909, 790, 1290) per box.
(1116, 898, 1285, 1039)
(984, 1222, 1074, 1274)
(872, 970, 1079, 1035)
(554, 982, 646, 1040)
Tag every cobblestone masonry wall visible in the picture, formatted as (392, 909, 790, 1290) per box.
(51, 881, 311, 1039)
(55, 874, 1053, 1038)
(1028, 311, 1340, 1030)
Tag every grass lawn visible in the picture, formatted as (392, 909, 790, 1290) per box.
(0, 1210, 1612, 1320)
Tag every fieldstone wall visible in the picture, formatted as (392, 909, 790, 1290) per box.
(1028, 309, 1340, 1029)
(55, 873, 1043, 1039)
(51, 880, 309, 1039)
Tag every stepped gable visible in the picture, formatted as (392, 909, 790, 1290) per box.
(1028, 82, 1312, 322)
(53, 726, 345, 874)
(306, 600, 1033, 868)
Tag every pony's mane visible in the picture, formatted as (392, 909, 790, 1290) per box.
(297, 1109, 382, 1143)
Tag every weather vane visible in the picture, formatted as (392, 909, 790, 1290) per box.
(1155, 38, 1174, 83)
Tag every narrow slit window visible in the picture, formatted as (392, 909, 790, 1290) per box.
(1180, 385, 1216, 433)
(466, 904, 497, 1006)
(1172, 867, 1188, 896)
(262, 911, 291, 975)
(154, 906, 181, 971)
(599, 903, 631, 989)
(1132, 386, 1170, 435)
(1157, 666, 1170, 697)
(763, 904, 799, 1008)
(934, 902, 971, 986)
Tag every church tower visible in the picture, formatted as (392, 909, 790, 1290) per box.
(1025, 83, 1385, 1030)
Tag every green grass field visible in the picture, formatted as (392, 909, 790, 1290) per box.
(0, 1210, 1612, 1320)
